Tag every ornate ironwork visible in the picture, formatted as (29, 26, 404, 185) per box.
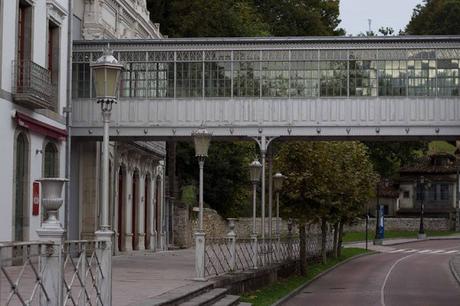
(12, 60, 57, 110)
(62, 240, 105, 306)
(0, 242, 52, 305)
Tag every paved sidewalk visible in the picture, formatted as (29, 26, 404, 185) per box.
(112, 248, 196, 306)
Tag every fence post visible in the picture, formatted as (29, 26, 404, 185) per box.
(287, 219, 293, 260)
(37, 227, 64, 306)
(194, 232, 206, 280)
(79, 243, 87, 306)
(251, 234, 258, 269)
(227, 218, 236, 272)
(95, 230, 113, 306)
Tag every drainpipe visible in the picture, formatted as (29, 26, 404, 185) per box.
(64, 0, 73, 239)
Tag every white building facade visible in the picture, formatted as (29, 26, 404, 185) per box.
(69, 0, 168, 253)
(0, 0, 70, 242)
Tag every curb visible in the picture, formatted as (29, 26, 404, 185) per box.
(271, 251, 378, 306)
(449, 256, 460, 287)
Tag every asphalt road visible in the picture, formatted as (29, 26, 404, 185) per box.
(283, 239, 460, 306)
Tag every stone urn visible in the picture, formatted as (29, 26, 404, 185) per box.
(37, 178, 68, 227)
(227, 218, 237, 236)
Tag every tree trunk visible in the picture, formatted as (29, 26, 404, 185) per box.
(333, 221, 339, 258)
(337, 220, 344, 257)
(299, 222, 307, 276)
(321, 218, 327, 264)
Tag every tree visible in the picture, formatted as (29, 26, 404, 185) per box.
(176, 141, 255, 218)
(253, 0, 345, 36)
(147, 0, 270, 37)
(406, 0, 460, 35)
(275, 141, 377, 270)
(364, 142, 427, 178)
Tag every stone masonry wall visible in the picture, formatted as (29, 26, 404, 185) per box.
(183, 209, 451, 247)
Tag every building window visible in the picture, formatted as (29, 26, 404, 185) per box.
(43, 142, 59, 177)
(14, 131, 29, 241)
(403, 191, 410, 198)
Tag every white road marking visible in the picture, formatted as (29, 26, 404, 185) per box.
(403, 249, 418, 253)
(417, 249, 432, 253)
(430, 250, 445, 254)
(390, 249, 406, 253)
(445, 250, 459, 254)
(381, 253, 415, 306)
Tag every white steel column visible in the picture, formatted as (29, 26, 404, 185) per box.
(268, 150, 273, 264)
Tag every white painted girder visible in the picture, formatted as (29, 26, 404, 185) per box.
(72, 97, 460, 139)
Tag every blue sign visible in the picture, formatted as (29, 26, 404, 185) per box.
(377, 205, 385, 239)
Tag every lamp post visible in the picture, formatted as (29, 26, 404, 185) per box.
(91, 51, 123, 232)
(416, 176, 431, 240)
(249, 159, 262, 269)
(192, 127, 211, 280)
(91, 50, 122, 305)
(273, 173, 286, 240)
(249, 160, 262, 235)
(374, 178, 389, 245)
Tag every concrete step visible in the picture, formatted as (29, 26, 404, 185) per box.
(211, 295, 240, 306)
(237, 303, 252, 306)
(179, 288, 228, 306)
(132, 282, 214, 306)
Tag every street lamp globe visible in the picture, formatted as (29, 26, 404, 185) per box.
(192, 128, 212, 158)
(249, 160, 262, 183)
(273, 172, 287, 192)
(91, 52, 123, 102)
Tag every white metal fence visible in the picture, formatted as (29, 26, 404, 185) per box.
(0, 240, 108, 306)
(204, 233, 334, 277)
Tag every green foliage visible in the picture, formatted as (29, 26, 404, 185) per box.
(275, 141, 378, 225)
(240, 248, 369, 306)
(180, 184, 197, 207)
(364, 142, 428, 178)
(176, 141, 254, 218)
(252, 0, 345, 36)
(146, 0, 270, 37)
(147, 0, 344, 38)
(406, 0, 460, 35)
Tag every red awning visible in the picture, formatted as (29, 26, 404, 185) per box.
(14, 112, 67, 141)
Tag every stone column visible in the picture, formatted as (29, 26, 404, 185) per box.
(135, 172, 146, 251)
(194, 232, 206, 280)
(122, 168, 133, 251)
(227, 219, 236, 272)
(158, 161, 166, 250)
(95, 230, 113, 306)
(37, 227, 64, 306)
(148, 171, 156, 250)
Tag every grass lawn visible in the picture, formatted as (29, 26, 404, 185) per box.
(240, 248, 368, 306)
(342, 230, 457, 243)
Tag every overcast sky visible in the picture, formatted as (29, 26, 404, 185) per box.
(339, 0, 422, 35)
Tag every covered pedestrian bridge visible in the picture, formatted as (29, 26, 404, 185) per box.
(71, 36, 460, 140)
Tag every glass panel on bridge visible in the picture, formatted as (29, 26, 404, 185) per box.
(72, 47, 460, 99)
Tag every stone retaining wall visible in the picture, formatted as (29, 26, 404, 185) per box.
(184, 208, 452, 247)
